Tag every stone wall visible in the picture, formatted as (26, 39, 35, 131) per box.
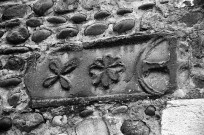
(0, 0, 203, 134)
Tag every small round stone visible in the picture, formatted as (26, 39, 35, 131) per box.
(4, 56, 25, 71)
(7, 94, 20, 107)
(71, 13, 87, 24)
(0, 78, 22, 88)
(138, 3, 155, 10)
(33, 0, 54, 16)
(113, 19, 135, 34)
(79, 109, 93, 117)
(112, 106, 128, 114)
(0, 117, 12, 132)
(121, 120, 150, 135)
(26, 18, 43, 27)
(2, 4, 29, 20)
(5, 19, 21, 28)
(0, 61, 2, 69)
(47, 16, 66, 24)
(0, 30, 4, 38)
(76, 118, 109, 135)
(6, 27, 30, 44)
(94, 10, 110, 20)
(145, 105, 156, 116)
(13, 113, 44, 132)
(57, 28, 78, 39)
(116, 8, 133, 15)
(32, 29, 52, 43)
(54, 0, 78, 14)
(84, 23, 108, 36)
(52, 115, 67, 126)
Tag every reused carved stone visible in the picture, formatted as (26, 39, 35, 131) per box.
(137, 38, 174, 95)
(89, 55, 125, 89)
(25, 35, 177, 108)
(43, 58, 80, 90)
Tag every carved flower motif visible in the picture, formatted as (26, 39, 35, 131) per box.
(43, 58, 79, 90)
(89, 55, 125, 89)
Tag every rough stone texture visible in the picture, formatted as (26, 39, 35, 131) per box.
(162, 99, 204, 135)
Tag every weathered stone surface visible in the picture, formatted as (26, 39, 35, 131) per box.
(113, 19, 135, 34)
(116, 8, 133, 15)
(4, 56, 25, 71)
(57, 28, 78, 39)
(0, 117, 12, 132)
(0, 77, 22, 88)
(75, 118, 109, 135)
(84, 23, 108, 36)
(71, 13, 87, 24)
(13, 113, 44, 132)
(32, 29, 52, 43)
(2, 5, 29, 20)
(121, 120, 150, 135)
(33, 0, 54, 16)
(162, 99, 204, 135)
(26, 18, 43, 27)
(54, 0, 78, 14)
(94, 10, 110, 20)
(47, 16, 66, 24)
(6, 27, 30, 44)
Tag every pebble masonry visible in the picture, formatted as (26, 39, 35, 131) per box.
(0, 0, 203, 134)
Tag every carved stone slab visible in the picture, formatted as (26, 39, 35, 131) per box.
(24, 34, 177, 108)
